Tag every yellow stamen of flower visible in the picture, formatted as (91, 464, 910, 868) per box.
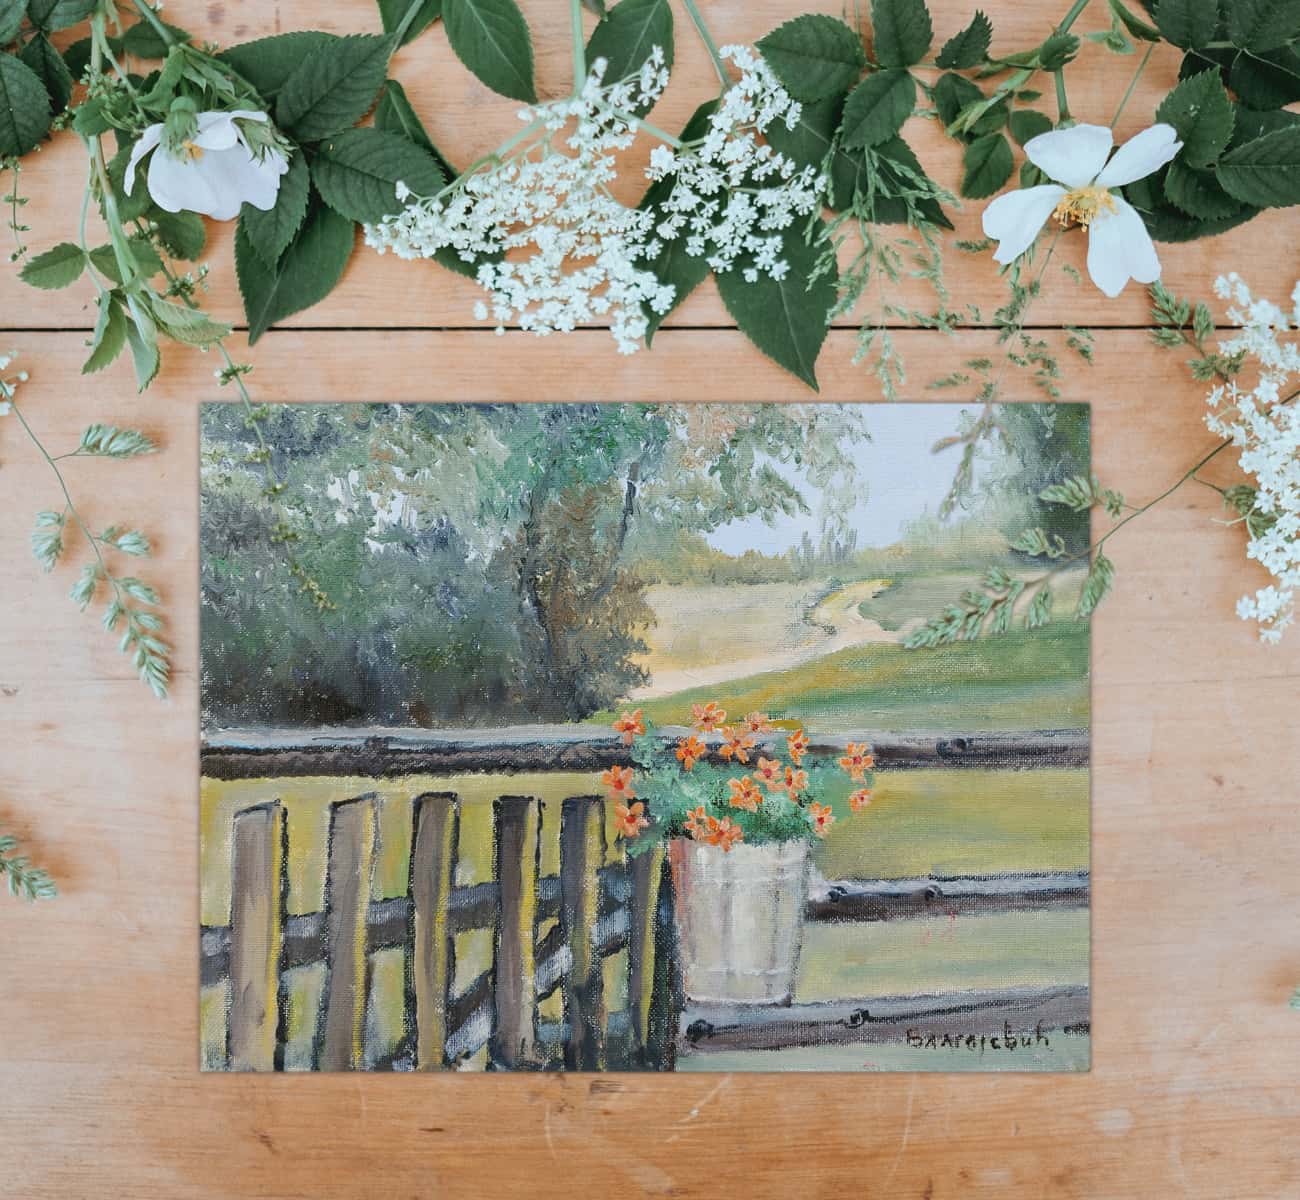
(181, 140, 204, 161)
(1052, 185, 1116, 229)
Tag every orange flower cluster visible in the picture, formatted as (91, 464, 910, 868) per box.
(727, 775, 763, 812)
(839, 742, 874, 782)
(676, 734, 707, 770)
(612, 708, 645, 745)
(614, 801, 649, 838)
(690, 701, 726, 732)
(685, 806, 743, 851)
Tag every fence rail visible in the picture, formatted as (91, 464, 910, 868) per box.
(200, 724, 1089, 779)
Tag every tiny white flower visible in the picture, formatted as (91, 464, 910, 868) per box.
(982, 122, 1182, 298)
(125, 110, 289, 222)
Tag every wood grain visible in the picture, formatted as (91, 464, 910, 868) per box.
(1, 0, 1299, 1192)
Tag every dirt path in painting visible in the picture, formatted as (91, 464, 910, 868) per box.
(629, 578, 904, 700)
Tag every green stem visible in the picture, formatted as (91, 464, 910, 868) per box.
(570, 0, 587, 89)
(1111, 43, 1154, 127)
(1053, 68, 1070, 124)
(392, 0, 429, 44)
(126, 0, 175, 48)
(1056, 0, 1094, 32)
(680, 0, 729, 91)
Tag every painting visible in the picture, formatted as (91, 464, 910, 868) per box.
(199, 402, 1090, 1072)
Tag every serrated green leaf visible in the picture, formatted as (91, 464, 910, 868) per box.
(960, 131, 1012, 198)
(87, 235, 163, 284)
(840, 68, 915, 148)
(378, 0, 442, 46)
(0, 1, 26, 44)
(276, 33, 396, 142)
(1165, 159, 1241, 218)
(149, 296, 231, 346)
(1227, 0, 1300, 52)
(238, 150, 309, 267)
(587, 0, 674, 114)
(236, 199, 355, 344)
(25, 0, 93, 31)
(1077, 552, 1114, 616)
(1037, 31, 1079, 70)
(82, 293, 127, 375)
(1156, 70, 1234, 168)
(311, 127, 445, 223)
(1229, 45, 1300, 108)
(117, 18, 188, 59)
(20, 241, 85, 288)
(932, 71, 983, 138)
(443, 0, 536, 102)
(374, 79, 445, 164)
(0, 49, 52, 156)
(935, 10, 991, 69)
(871, 0, 932, 68)
(1154, 0, 1219, 50)
(1109, 0, 1161, 41)
(1232, 104, 1300, 145)
(866, 135, 954, 227)
(218, 32, 340, 100)
(715, 222, 835, 391)
(756, 13, 865, 103)
(123, 310, 160, 392)
(1217, 126, 1300, 206)
(19, 32, 71, 113)
(152, 209, 206, 260)
(1008, 108, 1052, 146)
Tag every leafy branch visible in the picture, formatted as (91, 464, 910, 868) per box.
(0, 825, 56, 901)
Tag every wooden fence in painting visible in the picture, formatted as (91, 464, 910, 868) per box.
(200, 726, 1091, 1070)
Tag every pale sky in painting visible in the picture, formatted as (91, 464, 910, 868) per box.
(706, 403, 979, 554)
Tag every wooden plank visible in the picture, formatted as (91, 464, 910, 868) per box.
(313, 795, 377, 1072)
(678, 984, 1091, 1056)
(626, 843, 665, 1066)
(224, 801, 286, 1072)
(406, 792, 459, 1071)
(199, 725, 1090, 778)
(806, 871, 1091, 922)
(558, 796, 607, 1071)
(489, 796, 541, 1068)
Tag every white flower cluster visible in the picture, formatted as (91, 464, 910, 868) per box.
(1205, 273, 1300, 643)
(365, 51, 674, 354)
(0, 350, 27, 415)
(645, 45, 824, 280)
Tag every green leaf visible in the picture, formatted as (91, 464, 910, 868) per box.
(123, 306, 160, 391)
(378, 0, 442, 46)
(82, 293, 127, 375)
(152, 209, 206, 260)
(239, 150, 310, 266)
(276, 33, 396, 142)
(1153, 0, 1220, 50)
(218, 32, 340, 100)
(1227, 0, 1300, 52)
(117, 18, 188, 59)
(868, 135, 954, 227)
(24, 0, 94, 32)
(77, 422, 156, 457)
(0, 2, 26, 44)
(1165, 159, 1241, 218)
(756, 13, 865, 102)
(310, 127, 445, 223)
(236, 199, 355, 343)
(1077, 552, 1114, 617)
(87, 235, 164, 283)
(20, 241, 85, 288)
(587, 0, 674, 114)
(1008, 108, 1052, 145)
(1037, 32, 1079, 70)
(442, 0, 536, 102)
(1156, 70, 1234, 167)
(149, 296, 231, 346)
(0, 49, 52, 156)
(715, 222, 835, 391)
(1108, 0, 1161, 41)
(637, 98, 716, 343)
(935, 10, 991, 69)
(19, 32, 71, 113)
(932, 71, 983, 137)
(960, 131, 1012, 198)
(1216, 126, 1300, 206)
(375, 78, 452, 169)
(840, 68, 915, 148)
(1229, 45, 1300, 108)
(871, 0, 932, 68)
(1232, 103, 1300, 144)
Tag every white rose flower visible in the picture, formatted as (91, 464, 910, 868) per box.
(982, 122, 1183, 298)
(125, 110, 289, 222)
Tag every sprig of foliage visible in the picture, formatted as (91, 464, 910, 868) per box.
(1149, 281, 1245, 381)
(0, 825, 57, 901)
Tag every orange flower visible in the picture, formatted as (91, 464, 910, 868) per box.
(727, 775, 763, 812)
(697, 814, 744, 852)
(718, 726, 756, 764)
(838, 741, 875, 782)
(614, 801, 649, 839)
(601, 764, 635, 799)
(684, 805, 709, 838)
(786, 729, 811, 764)
(691, 701, 727, 732)
(612, 708, 645, 745)
(676, 735, 707, 771)
(783, 766, 809, 798)
(754, 756, 786, 791)
(849, 788, 873, 813)
(742, 711, 773, 735)
(808, 802, 835, 838)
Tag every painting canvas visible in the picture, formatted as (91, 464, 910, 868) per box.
(199, 402, 1090, 1072)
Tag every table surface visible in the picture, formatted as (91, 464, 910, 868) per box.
(1, 2, 1298, 1197)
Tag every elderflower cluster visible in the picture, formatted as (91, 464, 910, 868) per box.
(364, 50, 675, 354)
(644, 45, 824, 280)
(1205, 274, 1300, 643)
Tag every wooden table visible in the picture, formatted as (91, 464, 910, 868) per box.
(1, 2, 1297, 1196)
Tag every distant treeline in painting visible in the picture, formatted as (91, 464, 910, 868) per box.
(201, 402, 1089, 729)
